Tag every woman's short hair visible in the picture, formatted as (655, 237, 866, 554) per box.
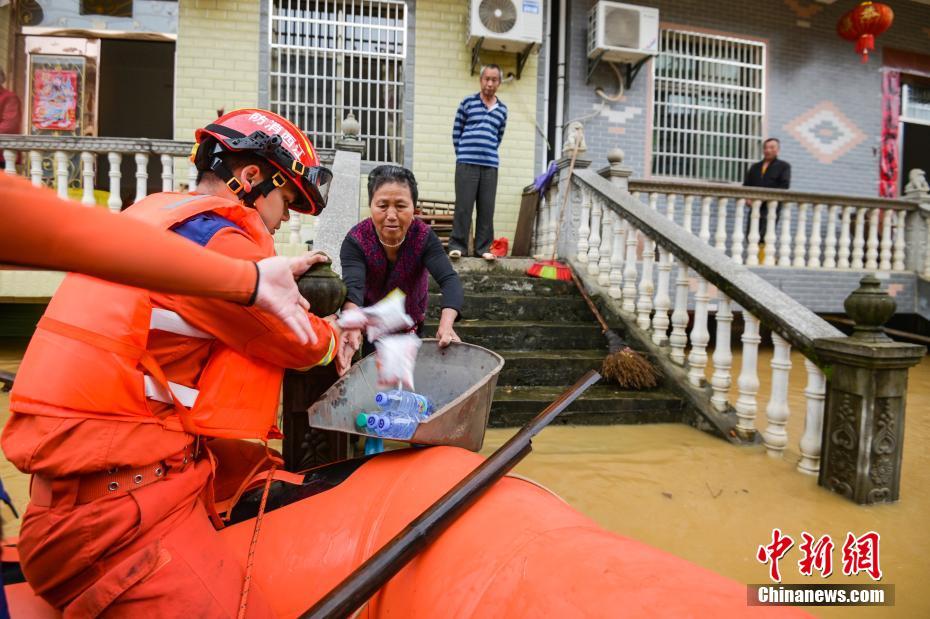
(367, 165, 419, 206)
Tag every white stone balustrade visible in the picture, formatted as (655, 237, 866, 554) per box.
(545, 166, 856, 481)
(0, 135, 337, 254)
(612, 178, 922, 274)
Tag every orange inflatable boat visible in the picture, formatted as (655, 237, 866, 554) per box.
(5, 446, 805, 618)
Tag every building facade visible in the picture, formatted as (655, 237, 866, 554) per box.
(1, 0, 928, 243)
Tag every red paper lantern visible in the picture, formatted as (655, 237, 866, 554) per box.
(837, 2, 894, 63)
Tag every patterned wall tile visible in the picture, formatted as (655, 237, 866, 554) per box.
(598, 103, 644, 125)
(784, 101, 867, 164)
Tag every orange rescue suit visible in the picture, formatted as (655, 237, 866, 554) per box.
(2, 191, 338, 615)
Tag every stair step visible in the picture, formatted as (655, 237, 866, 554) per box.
(426, 293, 591, 323)
(429, 274, 576, 296)
(497, 349, 605, 386)
(423, 320, 604, 350)
(489, 385, 685, 427)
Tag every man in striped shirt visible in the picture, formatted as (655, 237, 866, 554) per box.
(450, 64, 508, 260)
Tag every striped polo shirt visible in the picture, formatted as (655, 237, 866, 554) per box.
(452, 93, 508, 168)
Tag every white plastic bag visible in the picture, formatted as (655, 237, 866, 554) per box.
(374, 333, 421, 390)
(364, 289, 414, 342)
(337, 289, 414, 342)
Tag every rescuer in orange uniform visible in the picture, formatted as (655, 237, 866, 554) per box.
(2, 109, 340, 617)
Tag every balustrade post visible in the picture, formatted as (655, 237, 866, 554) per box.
(682, 195, 695, 234)
(598, 202, 613, 286)
(80, 152, 95, 206)
(29, 151, 43, 186)
(636, 225, 656, 332)
(762, 333, 792, 458)
(731, 198, 745, 264)
(669, 263, 690, 365)
(608, 211, 624, 300)
(698, 196, 712, 245)
(839, 206, 853, 268)
(793, 202, 808, 267)
(710, 295, 733, 412)
(815, 275, 925, 504)
(622, 222, 638, 313)
(576, 188, 590, 263)
(586, 198, 602, 276)
(903, 176, 930, 276)
(3, 150, 15, 174)
(734, 312, 761, 439)
(54, 151, 69, 199)
(715, 197, 728, 252)
(107, 152, 122, 213)
(160, 154, 174, 192)
(651, 194, 675, 345)
(747, 199, 761, 266)
(763, 200, 778, 266)
(797, 359, 826, 475)
(823, 204, 839, 268)
(865, 208, 880, 270)
(879, 209, 893, 271)
(778, 203, 793, 267)
(687, 276, 710, 387)
(892, 210, 906, 272)
(289, 214, 302, 245)
(852, 207, 866, 269)
(187, 161, 198, 193)
(808, 203, 824, 268)
(135, 153, 149, 203)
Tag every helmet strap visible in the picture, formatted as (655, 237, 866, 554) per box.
(208, 155, 254, 206)
(206, 145, 290, 208)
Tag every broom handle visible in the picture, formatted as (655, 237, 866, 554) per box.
(550, 140, 581, 262)
(568, 264, 610, 334)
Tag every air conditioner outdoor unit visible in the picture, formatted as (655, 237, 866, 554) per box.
(587, 1, 659, 64)
(467, 0, 543, 53)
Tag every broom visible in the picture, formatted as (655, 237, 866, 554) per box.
(526, 140, 581, 281)
(568, 265, 660, 390)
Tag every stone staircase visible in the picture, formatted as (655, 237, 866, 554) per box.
(423, 260, 687, 427)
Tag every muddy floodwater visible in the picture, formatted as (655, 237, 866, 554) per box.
(2, 338, 928, 617)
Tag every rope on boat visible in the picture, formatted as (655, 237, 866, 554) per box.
(237, 464, 277, 619)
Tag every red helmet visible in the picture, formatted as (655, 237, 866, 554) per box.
(192, 108, 332, 215)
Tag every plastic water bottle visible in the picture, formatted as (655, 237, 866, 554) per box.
(374, 389, 434, 420)
(356, 412, 379, 433)
(375, 411, 419, 440)
(357, 410, 419, 440)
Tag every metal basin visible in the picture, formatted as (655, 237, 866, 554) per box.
(307, 339, 504, 451)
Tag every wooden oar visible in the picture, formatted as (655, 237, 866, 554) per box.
(299, 370, 601, 619)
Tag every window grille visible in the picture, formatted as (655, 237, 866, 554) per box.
(269, 0, 407, 163)
(651, 29, 765, 183)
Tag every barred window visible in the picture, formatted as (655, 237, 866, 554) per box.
(269, 0, 407, 163)
(651, 29, 765, 183)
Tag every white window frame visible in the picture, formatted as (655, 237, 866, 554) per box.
(902, 83, 930, 127)
(651, 28, 766, 183)
(268, 0, 407, 163)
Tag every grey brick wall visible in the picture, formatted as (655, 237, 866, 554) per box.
(563, 0, 930, 196)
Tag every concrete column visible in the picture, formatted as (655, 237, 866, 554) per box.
(313, 113, 365, 274)
(814, 274, 925, 505)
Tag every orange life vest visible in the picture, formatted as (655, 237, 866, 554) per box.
(11, 193, 285, 440)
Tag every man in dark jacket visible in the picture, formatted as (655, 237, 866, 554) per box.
(744, 138, 791, 254)
(744, 138, 791, 189)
